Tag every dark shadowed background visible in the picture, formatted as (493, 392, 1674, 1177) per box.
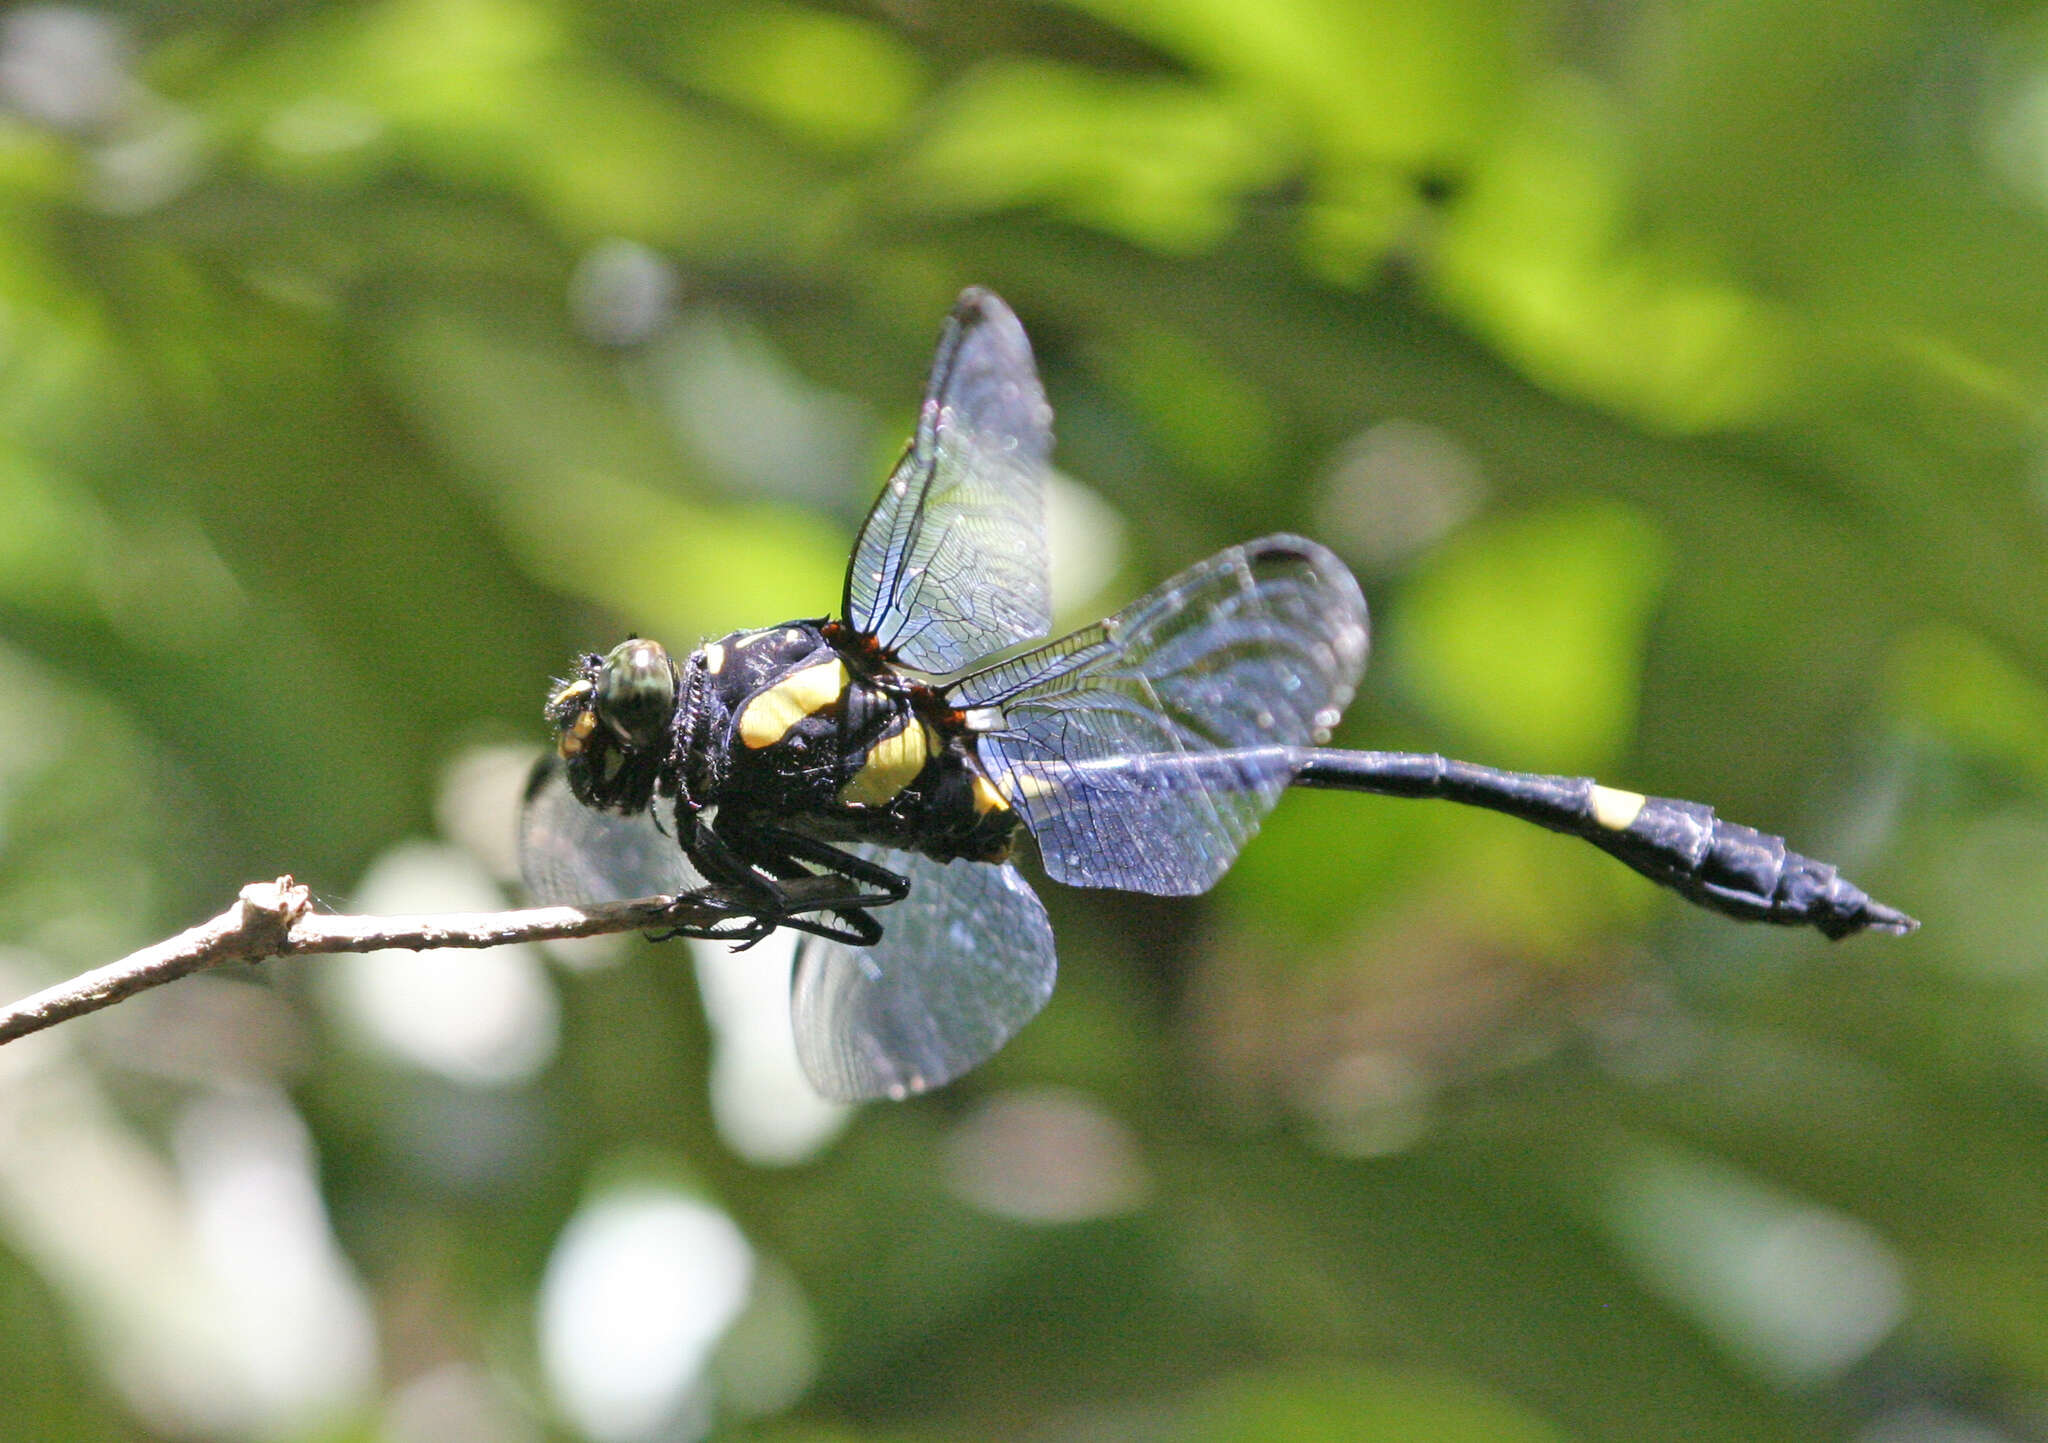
(0, 1, 2042, 1440)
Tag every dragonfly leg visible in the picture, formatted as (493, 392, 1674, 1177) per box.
(682, 811, 910, 948)
(646, 893, 779, 946)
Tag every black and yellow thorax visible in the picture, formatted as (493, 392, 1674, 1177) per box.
(676, 622, 1018, 864)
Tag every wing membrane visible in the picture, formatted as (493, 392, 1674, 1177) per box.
(842, 288, 1052, 675)
(953, 536, 1369, 896)
(790, 847, 1056, 1101)
(519, 756, 698, 904)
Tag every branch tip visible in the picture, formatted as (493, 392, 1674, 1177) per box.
(0, 879, 732, 1049)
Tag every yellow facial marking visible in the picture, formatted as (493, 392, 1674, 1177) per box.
(1590, 785, 1647, 831)
(702, 642, 725, 675)
(971, 773, 1012, 815)
(840, 720, 936, 807)
(738, 659, 848, 749)
(550, 678, 594, 709)
(559, 709, 598, 758)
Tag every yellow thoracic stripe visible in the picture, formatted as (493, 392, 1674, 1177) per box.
(738, 659, 848, 749)
(840, 719, 937, 806)
(970, 773, 1011, 815)
(1003, 766, 1058, 801)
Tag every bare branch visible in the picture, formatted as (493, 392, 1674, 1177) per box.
(0, 876, 738, 1048)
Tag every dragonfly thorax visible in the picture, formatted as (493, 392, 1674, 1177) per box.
(677, 620, 1020, 865)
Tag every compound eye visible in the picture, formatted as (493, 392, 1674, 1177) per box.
(595, 639, 677, 749)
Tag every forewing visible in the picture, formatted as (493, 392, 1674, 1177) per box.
(790, 847, 1056, 1101)
(842, 288, 1052, 675)
(953, 536, 1369, 896)
(519, 756, 698, 904)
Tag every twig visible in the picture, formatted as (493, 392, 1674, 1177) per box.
(0, 876, 732, 1048)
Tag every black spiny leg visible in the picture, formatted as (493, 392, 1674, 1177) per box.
(642, 886, 782, 946)
(683, 810, 912, 947)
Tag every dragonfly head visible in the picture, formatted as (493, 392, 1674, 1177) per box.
(545, 638, 679, 813)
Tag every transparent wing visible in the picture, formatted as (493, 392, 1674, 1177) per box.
(842, 287, 1053, 675)
(518, 756, 698, 904)
(952, 536, 1369, 896)
(790, 847, 1056, 1101)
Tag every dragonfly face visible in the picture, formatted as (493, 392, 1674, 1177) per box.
(545, 638, 678, 816)
(523, 287, 1368, 1101)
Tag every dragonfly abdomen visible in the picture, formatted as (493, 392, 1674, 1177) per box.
(1291, 750, 1916, 939)
(1577, 794, 1914, 939)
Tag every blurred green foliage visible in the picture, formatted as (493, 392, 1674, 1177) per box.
(0, 0, 2044, 1440)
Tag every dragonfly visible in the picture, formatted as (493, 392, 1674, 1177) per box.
(521, 287, 1915, 1102)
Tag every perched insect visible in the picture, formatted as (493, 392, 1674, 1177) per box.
(521, 288, 1915, 1101)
